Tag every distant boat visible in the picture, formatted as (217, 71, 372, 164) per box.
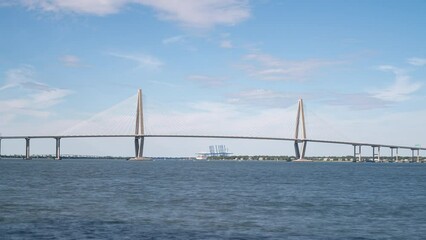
(196, 152, 209, 160)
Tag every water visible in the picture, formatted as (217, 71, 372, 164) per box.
(0, 159, 425, 239)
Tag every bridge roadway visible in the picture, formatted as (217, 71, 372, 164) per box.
(0, 134, 424, 161)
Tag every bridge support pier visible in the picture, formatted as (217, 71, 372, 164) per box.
(25, 138, 31, 160)
(372, 146, 381, 162)
(411, 149, 420, 163)
(417, 149, 420, 162)
(390, 147, 399, 162)
(301, 141, 307, 159)
(294, 141, 300, 159)
(377, 146, 381, 162)
(396, 148, 399, 162)
(294, 140, 307, 160)
(134, 137, 144, 159)
(353, 145, 362, 162)
(55, 138, 61, 160)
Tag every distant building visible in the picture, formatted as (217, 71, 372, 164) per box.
(196, 145, 232, 159)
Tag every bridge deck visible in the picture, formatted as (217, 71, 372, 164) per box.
(0, 134, 424, 151)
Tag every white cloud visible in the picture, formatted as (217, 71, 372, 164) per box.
(31, 88, 71, 107)
(187, 75, 226, 87)
(108, 52, 163, 69)
(161, 35, 198, 51)
(372, 65, 422, 102)
(148, 80, 178, 88)
(139, 0, 250, 28)
(0, 82, 18, 91)
(18, 0, 250, 28)
(21, 0, 125, 15)
(1, 65, 50, 91)
(162, 35, 186, 45)
(325, 64, 423, 109)
(241, 53, 341, 81)
(60, 55, 81, 67)
(0, 1, 14, 7)
(326, 93, 389, 110)
(407, 57, 426, 66)
(0, 65, 72, 121)
(220, 40, 233, 48)
(2, 66, 33, 89)
(227, 89, 299, 108)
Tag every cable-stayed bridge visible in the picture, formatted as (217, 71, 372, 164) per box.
(0, 89, 424, 161)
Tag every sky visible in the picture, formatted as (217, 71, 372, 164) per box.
(1, 0, 426, 157)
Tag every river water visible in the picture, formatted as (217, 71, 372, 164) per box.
(0, 159, 425, 239)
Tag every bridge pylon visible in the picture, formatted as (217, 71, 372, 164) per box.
(294, 99, 308, 161)
(25, 138, 31, 160)
(129, 89, 147, 160)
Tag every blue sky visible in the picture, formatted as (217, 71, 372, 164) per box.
(1, 0, 426, 157)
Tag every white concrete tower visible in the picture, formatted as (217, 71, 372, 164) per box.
(294, 99, 308, 160)
(131, 89, 146, 160)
